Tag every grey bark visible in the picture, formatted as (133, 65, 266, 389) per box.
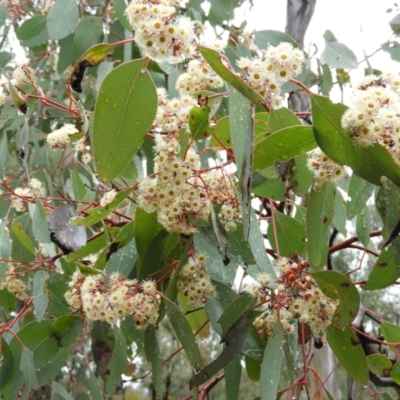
(285, 0, 317, 47)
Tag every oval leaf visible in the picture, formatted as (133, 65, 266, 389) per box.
(46, 0, 79, 41)
(253, 125, 316, 171)
(93, 58, 157, 181)
(267, 210, 306, 257)
(164, 297, 204, 369)
(306, 182, 335, 269)
(326, 325, 369, 385)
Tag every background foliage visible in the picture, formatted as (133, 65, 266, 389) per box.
(2, 1, 400, 399)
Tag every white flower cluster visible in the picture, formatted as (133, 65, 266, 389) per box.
(12, 64, 36, 86)
(237, 42, 305, 108)
(138, 135, 209, 234)
(65, 270, 161, 328)
(251, 258, 338, 336)
(138, 135, 240, 233)
(29, 177, 44, 196)
(203, 170, 242, 232)
(176, 253, 215, 309)
(125, 0, 196, 64)
(341, 73, 400, 166)
(11, 179, 45, 212)
(11, 187, 31, 212)
(0, 264, 29, 300)
(47, 124, 78, 149)
(100, 189, 117, 207)
(307, 148, 345, 188)
(176, 55, 224, 96)
(74, 138, 92, 164)
(155, 87, 197, 135)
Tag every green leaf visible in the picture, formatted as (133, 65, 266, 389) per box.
(71, 170, 87, 201)
(11, 221, 35, 255)
(228, 85, 253, 240)
(51, 316, 83, 347)
(311, 94, 400, 186)
(306, 182, 335, 269)
(253, 126, 316, 171)
(10, 214, 35, 262)
(94, 219, 135, 271)
(144, 325, 163, 397)
(392, 361, 400, 385)
(75, 188, 132, 226)
(73, 16, 104, 62)
(326, 325, 369, 385)
(381, 321, 400, 343)
(112, 0, 132, 31)
(266, 107, 301, 133)
(245, 356, 261, 381)
(367, 354, 393, 377)
(198, 45, 266, 105)
(138, 230, 179, 281)
(0, 220, 12, 280)
(32, 271, 49, 322)
(288, 153, 314, 197)
(252, 177, 286, 201)
(210, 116, 232, 147)
(57, 33, 74, 73)
(164, 297, 204, 368)
(210, 206, 229, 264)
(260, 322, 283, 400)
(51, 381, 73, 400)
(29, 198, 50, 243)
(189, 104, 212, 139)
(19, 347, 39, 392)
(254, 30, 301, 49)
(105, 326, 127, 397)
(0, 338, 14, 386)
(66, 233, 107, 262)
(208, 0, 236, 25)
(227, 225, 256, 265)
(190, 310, 258, 388)
(17, 15, 46, 41)
(193, 228, 233, 282)
(248, 209, 276, 278)
(332, 189, 347, 236)
(225, 354, 242, 400)
(356, 207, 371, 247)
(362, 249, 400, 290)
(178, 292, 210, 338)
(320, 63, 333, 96)
(46, 0, 79, 40)
(376, 180, 400, 265)
(346, 173, 375, 220)
(87, 368, 103, 400)
(312, 271, 360, 328)
(267, 210, 306, 257)
(165, 239, 192, 301)
(134, 209, 164, 260)
(321, 38, 358, 69)
(93, 58, 157, 181)
(218, 294, 257, 339)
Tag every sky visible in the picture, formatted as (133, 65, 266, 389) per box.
(232, 0, 399, 101)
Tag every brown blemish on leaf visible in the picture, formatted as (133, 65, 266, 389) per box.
(350, 337, 360, 346)
(323, 216, 328, 223)
(341, 282, 349, 288)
